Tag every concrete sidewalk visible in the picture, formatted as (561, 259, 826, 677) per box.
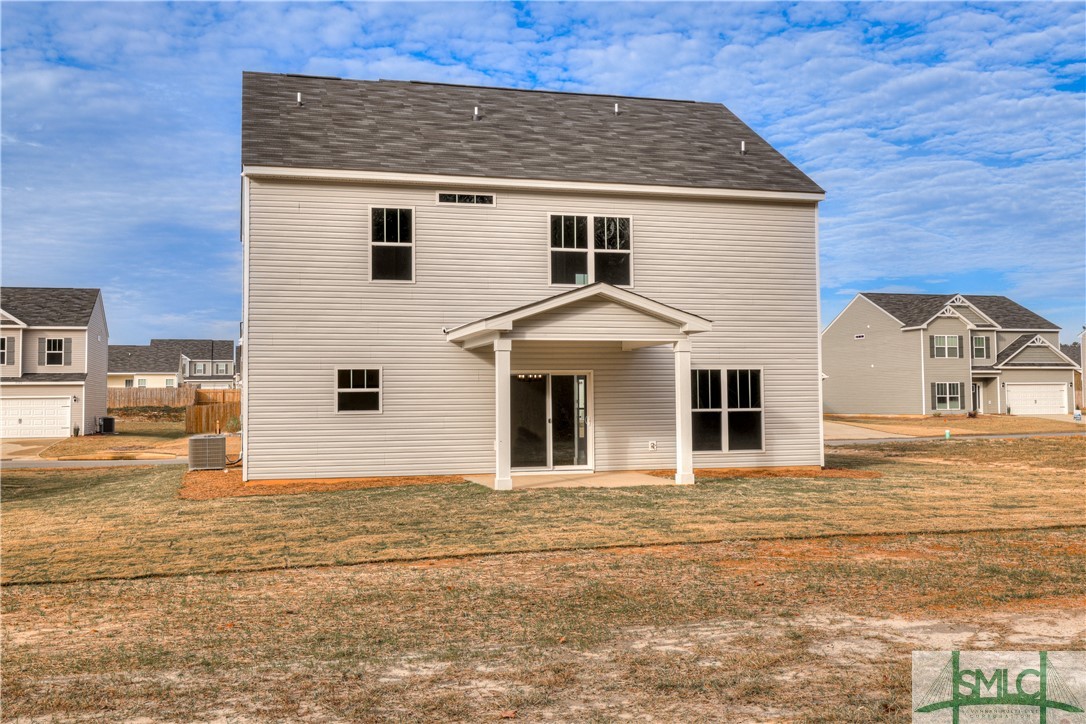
(827, 430, 1086, 446)
(823, 421, 912, 441)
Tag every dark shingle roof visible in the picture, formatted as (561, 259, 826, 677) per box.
(242, 72, 823, 195)
(0, 287, 100, 327)
(109, 339, 235, 373)
(4, 372, 87, 383)
(861, 293, 1059, 330)
(995, 334, 1076, 367)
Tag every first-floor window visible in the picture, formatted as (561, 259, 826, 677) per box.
(934, 382, 961, 411)
(691, 368, 764, 451)
(137, 378, 147, 388)
(165, 378, 175, 387)
(0, 337, 6, 365)
(124, 379, 133, 388)
(45, 338, 64, 365)
(336, 368, 381, 412)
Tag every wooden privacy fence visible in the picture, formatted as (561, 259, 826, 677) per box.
(186, 389, 242, 434)
(109, 386, 198, 409)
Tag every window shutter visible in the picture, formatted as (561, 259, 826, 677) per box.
(957, 336, 963, 358)
(63, 338, 72, 366)
(929, 335, 935, 358)
(5, 337, 13, 365)
(961, 381, 967, 411)
(930, 382, 937, 411)
(38, 338, 46, 365)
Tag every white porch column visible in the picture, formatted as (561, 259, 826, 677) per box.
(674, 338, 694, 485)
(494, 338, 513, 491)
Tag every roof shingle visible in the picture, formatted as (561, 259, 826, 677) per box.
(860, 293, 1058, 330)
(242, 72, 824, 195)
(0, 287, 101, 327)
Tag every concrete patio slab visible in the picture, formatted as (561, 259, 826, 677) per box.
(467, 470, 672, 490)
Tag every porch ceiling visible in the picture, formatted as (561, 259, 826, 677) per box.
(446, 283, 712, 350)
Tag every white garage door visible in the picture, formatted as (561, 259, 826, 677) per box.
(1006, 384, 1068, 415)
(0, 396, 72, 438)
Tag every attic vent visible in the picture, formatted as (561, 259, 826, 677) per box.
(1027, 336, 1047, 346)
(614, 103, 619, 116)
(938, 307, 956, 316)
(296, 92, 303, 106)
(740, 141, 747, 155)
(949, 295, 967, 305)
(473, 106, 481, 121)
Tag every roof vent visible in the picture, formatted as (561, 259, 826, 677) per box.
(296, 92, 303, 107)
(473, 106, 481, 121)
(740, 141, 747, 155)
(614, 103, 619, 116)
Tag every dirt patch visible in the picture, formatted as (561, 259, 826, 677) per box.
(644, 465, 882, 480)
(826, 413, 1083, 437)
(180, 467, 468, 500)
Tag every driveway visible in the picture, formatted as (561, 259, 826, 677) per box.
(823, 421, 912, 441)
(1024, 413, 1085, 425)
(1, 438, 60, 461)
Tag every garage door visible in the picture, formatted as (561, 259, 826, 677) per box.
(1005, 384, 1068, 415)
(0, 396, 72, 438)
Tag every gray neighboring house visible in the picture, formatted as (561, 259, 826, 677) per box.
(109, 339, 237, 389)
(0, 287, 109, 437)
(241, 72, 826, 486)
(822, 293, 1079, 416)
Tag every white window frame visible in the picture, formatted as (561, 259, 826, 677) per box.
(334, 367, 383, 414)
(691, 366, 765, 453)
(137, 378, 147, 388)
(935, 382, 962, 411)
(214, 362, 230, 375)
(45, 338, 64, 366)
(368, 206, 416, 284)
(972, 336, 989, 360)
(192, 362, 209, 376)
(932, 335, 960, 359)
(436, 192, 496, 206)
(547, 213, 634, 288)
(165, 378, 175, 388)
(0, 337, 6, 365)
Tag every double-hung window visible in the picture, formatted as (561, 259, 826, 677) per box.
(336, 368, 381, 412)
(972, 336, 989, 360)
(550, 214, 632, 286)
(931, 335, 961, 358)
(45, 338, 64, 366)
(214, 362, 230, 375)
(165, 378, 175, 388)
(193, 362, 208, 376)
(691, 368, 764, 452)
(934, 382, 961, 411)
(371, 208, 413, 281)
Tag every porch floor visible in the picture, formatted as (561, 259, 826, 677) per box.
(466, 470, 670, 490)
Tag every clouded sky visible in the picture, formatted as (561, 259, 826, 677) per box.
(3, 2, 1084, 342)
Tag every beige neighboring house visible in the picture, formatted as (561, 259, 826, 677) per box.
(822, 293, 1080, 416)
(109, 339, 236, 389)
(0, 287, 109, 438)
(240, 73, 826, 486)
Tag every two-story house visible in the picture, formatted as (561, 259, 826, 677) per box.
(822, 293, 1079, 416)
(0, 287, 109, 437)
(108, 339, 236, 389)
(240, 72, 825, 487)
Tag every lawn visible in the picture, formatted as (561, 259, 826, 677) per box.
(3, 437, 1083, 585)
(38, 416, 240, 460)
(2, 436, 1084, 720)
(826, 413, 1084, 437)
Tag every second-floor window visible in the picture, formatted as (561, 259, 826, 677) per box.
(214, 362, 230, 375)
(45, 338, 64, 366)
(930, 335, 961, 358)
(371, 208, 413, 282)
(972, 337, 989, 360)
(193, 363, 208, 375)
(550, 214, 632, 286)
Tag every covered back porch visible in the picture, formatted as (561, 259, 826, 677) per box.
(446, 284, 712, 490)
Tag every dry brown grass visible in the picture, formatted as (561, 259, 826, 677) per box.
(39, 418, 241, 460)
(826, 412, 1084, 437)
(3, 436, 1083, 586)
(3, 527, 1082, 721)
(646, 465, 882, 480)
(181, 468, 468, 500)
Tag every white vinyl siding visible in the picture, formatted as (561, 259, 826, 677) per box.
(245, 179, 821, 480)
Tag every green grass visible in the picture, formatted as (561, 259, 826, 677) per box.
(3, 437, 1083, 584)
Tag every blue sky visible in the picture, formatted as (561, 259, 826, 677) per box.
(2, 2, 1084, 343)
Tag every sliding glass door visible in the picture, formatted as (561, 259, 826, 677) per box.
(510, 373, 590, 469)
